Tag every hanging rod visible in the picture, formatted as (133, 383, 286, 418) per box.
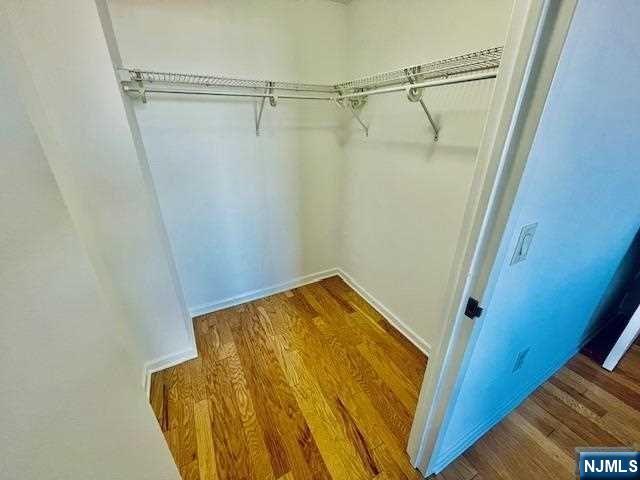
(121, 85, 334, 101)
(336, 70, 497, 100)
(119, 47, 502, 138)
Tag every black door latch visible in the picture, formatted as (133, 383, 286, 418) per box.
(465, 297, 483, 319)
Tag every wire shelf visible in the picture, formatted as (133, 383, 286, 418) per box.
(119, 47, 502, 99)
(120, 68, 336, 94)
(119, 47, 502, 138)
(334, 47, 503, 94)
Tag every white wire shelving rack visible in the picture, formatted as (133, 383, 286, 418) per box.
(120, 47, 502, 139)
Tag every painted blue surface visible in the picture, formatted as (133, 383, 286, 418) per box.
(431, 0, 640, 472)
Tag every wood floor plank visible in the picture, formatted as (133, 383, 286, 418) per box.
(356, 340, 419, 412)
(298, 284, 416, 445)
(543, 380, 607, 420)
(516, 397, 560, 437)
(311, 280, 427, 386)
(567, 354, 640, 410)
(335, 396, 381, 477)
(233, 304, 331, 480)
(225, 352, 275, 480)
(503, 411, 574, 477)
(149, 370, 167, 431)
(173, 396, 197, 468)
(176, 358, 208, 403)
(371, 444, 421, 480)
(548, 423, 589, 458)
(532, 387, 624, 446)
(280, 348, 371, 480)
(481, 421, 568, 480)
(227, 311, 291, 478)
(203, 358, 252, 479)
(434, 454, 476, 480)
(193, 399, 218, 480)
(180, 460, 200, 480)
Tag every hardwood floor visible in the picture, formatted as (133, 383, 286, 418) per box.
(150, 276, 428, 480)
(150, 276, 640, 479)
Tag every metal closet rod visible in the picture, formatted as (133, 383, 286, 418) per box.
(122, 85, 333, 100)
(123, 70, 496, 101)
(336, 71, 497, 100)
(337, 57, 500, 92)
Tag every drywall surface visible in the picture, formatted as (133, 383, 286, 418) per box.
(339, 0, 513, 348)
(107, 0, 348, 315)
(3, 0, 194, 370)
(0, 18, 179, 478)
(431, 0, 640, 470)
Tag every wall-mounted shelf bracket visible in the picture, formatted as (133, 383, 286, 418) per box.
(133, 71, 147, 104)
(335, 93, 369, 136)
(405, 68, 438, 141)
(255, 82, 276, 136)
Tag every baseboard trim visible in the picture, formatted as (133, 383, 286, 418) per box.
(337, 268, 432, 356)
(187, 266, 432, 357)
(189, 268, 341, 318)
(157, 267, 432, 399)
(143, 346, 198, 398)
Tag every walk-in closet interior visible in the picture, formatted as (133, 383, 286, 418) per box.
(109, 0, 511, 350)
(106, 0, 513, 478)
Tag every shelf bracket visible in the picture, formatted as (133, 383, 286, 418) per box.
(335, 93, 369, 137)
(133, 71, 147, 104)
(255, 82, 276, 136)
(405, 68, 438, 141)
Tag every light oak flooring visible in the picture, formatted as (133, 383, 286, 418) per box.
(150, 277, 640, 479)
(150, 276, 428, 480)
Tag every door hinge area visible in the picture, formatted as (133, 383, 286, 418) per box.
(465, 297, 484, 319)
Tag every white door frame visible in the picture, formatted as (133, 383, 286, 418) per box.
(407, 0, 578, 475)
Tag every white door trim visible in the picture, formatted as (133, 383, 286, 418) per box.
(603, 305, 640, 371)
(407, 0, 578, 475)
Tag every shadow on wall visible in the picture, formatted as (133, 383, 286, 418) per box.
(581, 226, 640, 359)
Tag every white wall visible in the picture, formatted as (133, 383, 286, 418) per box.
(0, 15, 179, 478)
(3, 0, 195, 374)
(431, 0, 640, 471)
(107, 0, 349, 315)
(339, 0, 513, 349)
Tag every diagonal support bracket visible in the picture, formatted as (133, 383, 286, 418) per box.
(255, 96, 267, 136)
(255, 82, 276, 136)
(347, 103, 369, 137)
(405, 68, 439, 141)
(334, 95, 369, 137)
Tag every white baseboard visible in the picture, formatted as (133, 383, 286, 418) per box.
(191, 266, 432, 356)
(143, 346, 198, 398)
(188, 268, 341, 318)
(148, 266, 432, 400)
(337, 268, 432, 356)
